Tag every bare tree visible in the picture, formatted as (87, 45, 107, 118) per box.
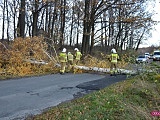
(81, 0, 90, 55)
(2, 0, 6, 40)
(32, 0, 39, 36)
(17, 0, 25, 38)
(13, 0, 17, 39)
(81, 0, 119, 55)
(51, 1, 58, 39)
(0, 0, 156, 54)
(69, 2, 75, 46)
(59, 0, 66, 48)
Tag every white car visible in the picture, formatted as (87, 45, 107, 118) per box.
(153, 50, 160, 61)
(136, 55, 149, 63)
(145, 52, 150, 58)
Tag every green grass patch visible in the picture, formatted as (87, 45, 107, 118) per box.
(27, 74, 160, 120)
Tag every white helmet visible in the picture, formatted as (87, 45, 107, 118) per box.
(68, 52, 71, 54)
(62, 48, 66, 52)
(111, 48, 116, 53)
(74, 48, 79, 51)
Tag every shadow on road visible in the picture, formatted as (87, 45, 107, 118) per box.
(74, 75, 127, 98)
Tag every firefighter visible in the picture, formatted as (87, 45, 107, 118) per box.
(59, 48, 67, 74)
(74, 48, 82, 65)
(67, 52, 74, 72)
(110, 48, 119, 76)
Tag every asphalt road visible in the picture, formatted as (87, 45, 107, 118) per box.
(0, 73, 126, 120)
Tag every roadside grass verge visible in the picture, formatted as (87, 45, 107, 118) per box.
(27, 73, 160, 120)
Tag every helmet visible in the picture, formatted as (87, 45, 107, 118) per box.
(74, 48, 79, 51)
(68, 52, 71, 54)
(62, 48, 66, 52)
(111, 48, 116, 53)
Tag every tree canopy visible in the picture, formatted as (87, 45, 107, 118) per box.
(0, 0, 157, 54)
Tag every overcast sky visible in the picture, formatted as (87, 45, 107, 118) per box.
(140, 0, 160, 47)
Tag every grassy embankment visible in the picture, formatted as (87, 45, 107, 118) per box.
(27, 70, 160, 120)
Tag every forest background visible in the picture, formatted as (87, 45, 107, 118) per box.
(0, 0, 158, 77)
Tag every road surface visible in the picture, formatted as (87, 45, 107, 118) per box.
(0, 73, 126, 120)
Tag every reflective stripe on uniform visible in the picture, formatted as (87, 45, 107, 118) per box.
(59, 53, 67, 62)
(68, 54, 73, 61)
(111, 53, 118, 63)
(75, 51, 82, 60)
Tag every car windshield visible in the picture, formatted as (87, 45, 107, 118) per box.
(145, 53, 149, 55)
(138, 55, 145, 58)
(154, 52, 160, 55)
